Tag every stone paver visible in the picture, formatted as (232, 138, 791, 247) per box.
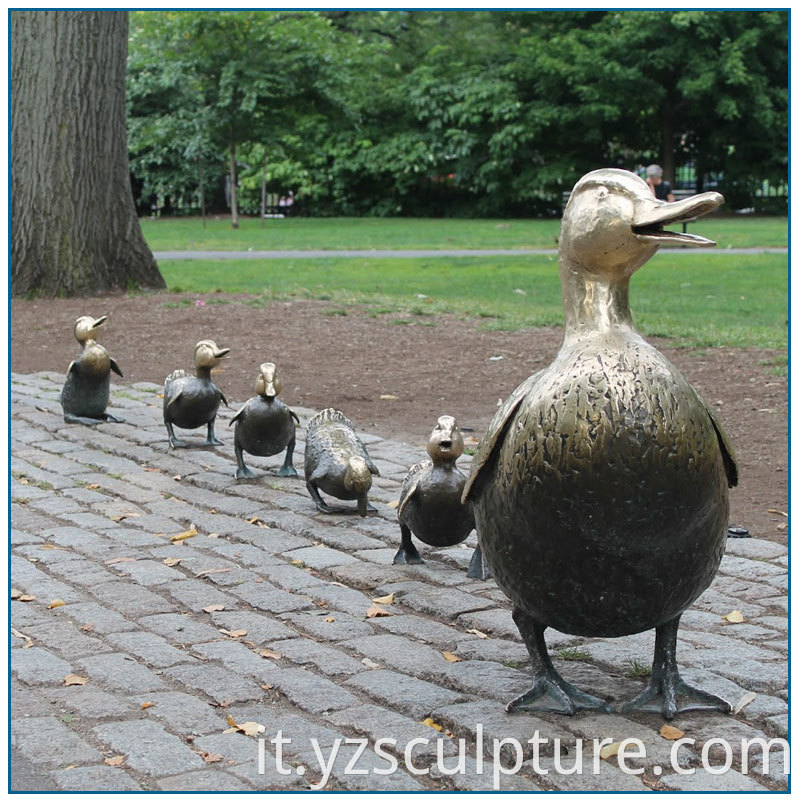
(10, 372, 788, 791)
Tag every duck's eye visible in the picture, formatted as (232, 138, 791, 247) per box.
(597, 187, 609, 200)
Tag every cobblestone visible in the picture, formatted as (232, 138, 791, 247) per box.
(10, 372, 788, 791)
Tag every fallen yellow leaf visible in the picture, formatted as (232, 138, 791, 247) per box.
(324, 616, 336, 623)
(196, 750, 224, 763)
(361, 658, 382, 669)
(79, 623, 94, 632)
(170, 528, 197, 542)
(260, 683, 274, 691)
(723, 610, 745, 624)
(141, 702, 155, 710)
(195, 567, 230, 577)
(260, 648, 282, 660)
(10, 589, 22, 600)
(421, 717, 443, 732)
(17, 594, 36, 603)
(48, 599, 66, 609)
(85, 483, 100, 489)
(372, 593, 395, 605)
(767, 508, 788, 517)
(442, 651, 461, 663)
(203, 604, 225, 613)
(380, 394, 399, 400)
(387, 500, 400, 509)
(366, 604, 393, 618)
(105, 557, 136, 565)
(659, 724, 685, 740)
(466, 628, 489, 639)
(104, 755, 125, 767)
(163, 558, 182, 567)
(64, 674, 89, 686)
(10, 627, 34, 648)
(734, 691, 757, 715)
(599, 741, 621, 760)
(223, 716, 266, 737)
(223, 629, 247, 638)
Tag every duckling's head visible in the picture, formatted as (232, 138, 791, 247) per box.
(344, 456, 372, 516)
(74, 315, 107, 344)
(427, 415, 464, 464)
(194, 340, 230, 370)
(255, 362, 281, 399)
(561, 169, 723, 279)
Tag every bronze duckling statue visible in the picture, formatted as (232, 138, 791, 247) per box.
(394, 415, 489, 579)
(463, 168, 736, 720)
(163, 339, 229, 448)
(60, 315, 124, 425)
(229, 362, 300, 479)
(304, 408, 379, 516)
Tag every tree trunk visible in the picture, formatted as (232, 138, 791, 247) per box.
(659, 101, 675, 185)
(198, 158, 206, 228)
(11, 10, 165, 296)
(229, 144, 239, 229)
(261, 166, 266, 227)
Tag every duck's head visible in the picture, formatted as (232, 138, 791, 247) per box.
(74, 315, 107, 344)
(427, 415, 464, 463)
(561, 168, 723, 279)
(344, 456, 372, 516)
(255, 362, 281, 399)
(194, 339, 230, 370)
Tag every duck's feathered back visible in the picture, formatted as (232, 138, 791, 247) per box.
(165, 369, 187, 388)
(307, 407, 353, 434)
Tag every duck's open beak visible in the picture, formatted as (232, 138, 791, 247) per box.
(214, 348, 231, 359)
(632, 191, 724, 247)
(92, 315, 108, 329)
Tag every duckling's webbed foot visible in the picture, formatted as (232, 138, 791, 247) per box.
(205, 421, 223, 446)
(307, 483, 338, 514)
(100, 412, 125, 423)
(393, 524, 423, 565)
(277, 439, 299, 477)
(64, 413, 102, 426)
(467, 545, 492, 580)
(621, 616, 731, 720)
(507, 607, 610, 716)
(166, 422, 188, 449)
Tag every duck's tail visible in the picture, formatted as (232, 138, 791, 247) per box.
(164, 369, 186, 388)
(306, 407, 352, 435)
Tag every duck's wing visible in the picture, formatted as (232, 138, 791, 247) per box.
(228, 404, 246, 427)
(705, 403, 739, 488)
(166, 388, 183, 409)
(397, 459, 430, 518)
(218, 388, 228, 407)
(66, 360, 77, 376)
(109, 357, 123, 377)
(462, 370, 543, 502)
(365, 454, 380, 477)
(290, 409, 301, 426)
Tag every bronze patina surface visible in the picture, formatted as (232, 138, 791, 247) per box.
(394, 415, 488, 578)
(163, 339, 230, 448)
(60, 315, 124, 424)
(229, 362, 300, 479)
(464, 168, 736, 719)
(304, 408, 379, 517)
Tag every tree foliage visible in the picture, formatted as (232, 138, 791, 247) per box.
(128, 9, 788, 218)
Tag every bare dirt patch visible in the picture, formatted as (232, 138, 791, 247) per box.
(11, 293, 787, 544)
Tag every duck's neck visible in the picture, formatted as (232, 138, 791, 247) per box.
(560, 261, 635, 341)
(195, 366, 212, 380)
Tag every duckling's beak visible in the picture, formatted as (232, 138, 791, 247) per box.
(91, 315, 108, 329)
(632, 191, 723, 247)
(214, 348, 231, 359)
(264, 382, 277, 398)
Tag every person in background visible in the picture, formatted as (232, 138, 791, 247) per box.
(645, 164, 675, 202)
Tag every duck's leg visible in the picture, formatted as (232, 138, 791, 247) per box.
(392, 524, 423, 565)
(467, 544, 492, 580)
(166, 421, 188, 448)
(234, 444, 258, 479)
(277, 435, 299, 477)
(307, 481, 338, 514)
(507, 606, 610, 715)
(621, 615, 731, 720)
(205, 419, 223, 446)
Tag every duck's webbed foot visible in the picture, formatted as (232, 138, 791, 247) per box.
(166, 422, 188, 448)
(205, 422, 223, 446)
(236, 465, 259, 479)
(64, 413, 102, 426)
(307, 483, 338, 514)
(100, 412, 125, 423)
(277, 461, 298, 478)
(507, 607, 610, 716)
(467, 545, 492, 580)
(393, 524, 423, 565)
(622, 616, 731, 720)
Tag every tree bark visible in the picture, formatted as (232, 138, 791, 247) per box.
(229, 144, 239, 229)
(659, 101, 675, 185)
(11, 10, 165, 296)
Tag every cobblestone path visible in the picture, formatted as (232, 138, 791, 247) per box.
(11, 372, 788, 791)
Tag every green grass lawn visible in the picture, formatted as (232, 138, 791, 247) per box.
(158, 252, 787, 350)
(141, 215, 787, 251)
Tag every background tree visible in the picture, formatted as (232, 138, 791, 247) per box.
(11, 10, 164, 296)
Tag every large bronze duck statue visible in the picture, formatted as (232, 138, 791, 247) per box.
(394, 415, 489, 579)
(163, 340, 229, 448)
(304, 408, 379, 516)
(60, 315, 124, 425)
(463, 168, 736, 720)
(229, 362, 300, 479)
